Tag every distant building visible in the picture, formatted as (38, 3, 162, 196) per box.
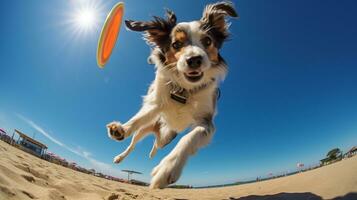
(344, 146, 357, 158)
(15, 129, 48, 158)
(0, 128, 6, 135)
(320, 157, 334, 166)
(94, 172, 105, 178)
(68, 162, 77, 170)
(0, 128, 13, 144)
(88, 169, 96, 175)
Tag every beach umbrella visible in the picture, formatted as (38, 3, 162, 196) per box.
(297, 163, 304, 168)
(47, 151, 56, 156)
(297, 163, 304, 172)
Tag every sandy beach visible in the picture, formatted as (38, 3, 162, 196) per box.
(0, 140, 356, 200)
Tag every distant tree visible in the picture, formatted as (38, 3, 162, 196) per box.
(327, 148, 342, 160)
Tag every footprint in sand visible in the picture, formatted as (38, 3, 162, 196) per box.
(48, 190, 67, 200)
(0, 185, 16, 197)
(21, 175, 35, 183)
(124, 192, 139, 199)
(21, 190, 36, 199)
(0, 165, 23, 183)
(16, 164, 50, 180)
(106, 193, 120, 200)
(115, 188, 126, 193)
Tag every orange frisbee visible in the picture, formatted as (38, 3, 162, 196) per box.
(97, 2, 124, 68)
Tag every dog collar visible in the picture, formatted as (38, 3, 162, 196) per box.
(169, 78, 216, 104)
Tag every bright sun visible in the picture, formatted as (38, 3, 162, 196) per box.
(75, 7, 97, 31)
(65, 0, 103, 37)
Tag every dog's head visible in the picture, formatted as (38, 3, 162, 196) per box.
(125, 2, 238, 89)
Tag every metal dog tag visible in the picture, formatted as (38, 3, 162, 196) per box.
(170, 89, 188, 104)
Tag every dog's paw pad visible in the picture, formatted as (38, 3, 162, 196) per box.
(106, 121, 126, 141)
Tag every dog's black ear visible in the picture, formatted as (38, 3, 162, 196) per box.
(125, 9, 177, 50)
(200, 1, 238, 48)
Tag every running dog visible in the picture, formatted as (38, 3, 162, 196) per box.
(107, 1, 238, 189)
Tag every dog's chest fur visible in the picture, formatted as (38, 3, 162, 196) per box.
(148, 75, 216, 132)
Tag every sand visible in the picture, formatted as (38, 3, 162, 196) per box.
(0, 140, 356, 200)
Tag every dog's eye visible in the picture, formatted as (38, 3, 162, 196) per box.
(202, 37, 212, 47)
(172, 41, 183, 50)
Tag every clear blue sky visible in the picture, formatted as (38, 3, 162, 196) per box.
(0, 0, 356, 186)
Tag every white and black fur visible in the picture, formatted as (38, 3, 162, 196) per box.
(107, 1, 238, 189)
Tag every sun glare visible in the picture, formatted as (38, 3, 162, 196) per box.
(64, 0, 106, 39)
(75, 7, 97, 31)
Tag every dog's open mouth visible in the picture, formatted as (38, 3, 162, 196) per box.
(184, 71, 204, 82)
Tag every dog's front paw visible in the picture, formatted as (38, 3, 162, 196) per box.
(113, 153, 126, 164)
(150, 152, 187, 189)
(106, 121, 126, 141)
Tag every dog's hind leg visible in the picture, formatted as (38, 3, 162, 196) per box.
(113, 124, 154, 164)
(149, 142, 159, 159)
(150, 115, 215, 189)
(149, 124, 160, 158)
(149, 123, 177, 158)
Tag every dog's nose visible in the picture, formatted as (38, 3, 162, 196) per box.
(186, 56, 202, 69)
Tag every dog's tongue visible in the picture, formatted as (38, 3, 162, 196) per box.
(188, 71, 201, 76)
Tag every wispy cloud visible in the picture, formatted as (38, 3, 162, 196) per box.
(16, 114, 64, 146)
(16, 113, 124, 178)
